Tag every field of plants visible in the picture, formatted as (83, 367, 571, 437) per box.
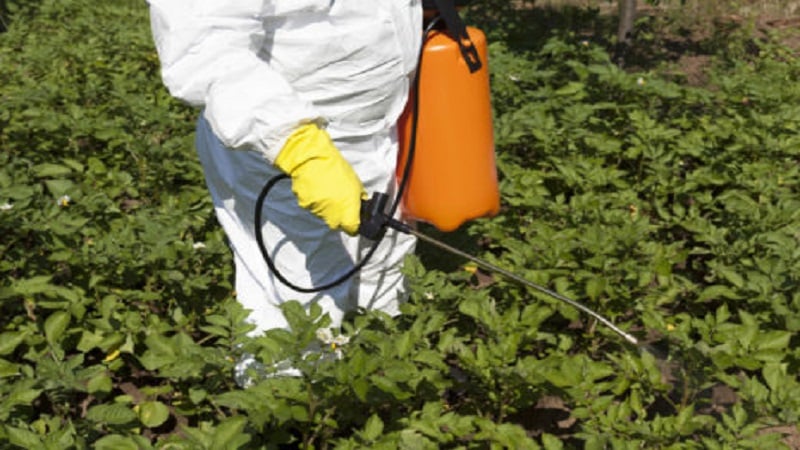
(2, 0, 800, 448)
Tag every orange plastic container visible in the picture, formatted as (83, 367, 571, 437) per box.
(397, 26, 500, 232)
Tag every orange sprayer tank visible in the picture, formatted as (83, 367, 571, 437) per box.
(397, 26, 500, 232)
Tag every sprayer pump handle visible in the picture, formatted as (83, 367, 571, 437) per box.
(358, 193, 390, 240)
(359, 193, 411, 240)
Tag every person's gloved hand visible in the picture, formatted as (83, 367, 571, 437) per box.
(274, 124, 365, 235)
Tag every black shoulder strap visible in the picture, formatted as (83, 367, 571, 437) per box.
(430, 0, 482, 73)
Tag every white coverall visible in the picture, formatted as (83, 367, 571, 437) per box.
(148, 1, 422, 334)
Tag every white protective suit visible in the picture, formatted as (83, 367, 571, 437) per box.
(148, 0, 422, 334)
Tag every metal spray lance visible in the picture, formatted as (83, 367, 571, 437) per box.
(358, 192, 640, 346)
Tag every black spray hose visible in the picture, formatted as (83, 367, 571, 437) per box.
(254, 17, 442, 293)
(254, 173, 382, 293)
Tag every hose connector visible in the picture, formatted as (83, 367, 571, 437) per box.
(359, 192, 411, 240)
(358, 193, 390, 240)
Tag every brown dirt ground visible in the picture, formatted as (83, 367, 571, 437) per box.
(675, 14, 800, 86)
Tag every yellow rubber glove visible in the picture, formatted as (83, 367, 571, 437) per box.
(274, 124, 365, 235)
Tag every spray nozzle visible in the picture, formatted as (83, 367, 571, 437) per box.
(358, 192, 410, 240)
(358, 193, 390, 240)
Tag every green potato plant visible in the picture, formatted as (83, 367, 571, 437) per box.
(2, 0, 800, 448)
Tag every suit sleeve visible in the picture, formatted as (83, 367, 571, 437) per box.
(147, 0, 321, 162)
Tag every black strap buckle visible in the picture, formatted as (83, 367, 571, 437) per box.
(427, 0, 482, 73)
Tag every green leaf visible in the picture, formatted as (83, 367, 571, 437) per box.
(86, 404, 137, 425)
(281, 301, 309, 334)
(42, 424, 77, 449)
(44, 311, 71, 345)
(5, 426, 43, 449)
(1, 276, 53, 299)
(189, 388, 208, 404)
(555, 81, 585, 97)
(44, 179, 76, 197)
(697, 285, 741, 302)
(139, 334, 177, 371)
(762, 363, 785, 393)
(211, 416, 251, 449)
(137, 401, 170, 428)
(6, 387, 43, 409)
(3, 185, 36, 201)
(754, 330, 791, 352)
(351, 378, 370, 402)
(542, 433, 564, 450)
(396, 331, 413, 358)
(76, 329, 106, 353)
(0, 358, 20, 378)
(371, 375, 412, 400)
(413, 349, 447, 369)
(87, 373, 113, 394)
(675, 404, 695, 433)
(0, 331, 26, 356)
(93, 434, 143, 450)
(585, 277, 606, 300)
(715, 303, 731, 324)
(361, 414, 384, 442)
(32, 163, 75, 178)
(290, 405, 309, 422)
(716, 266, 744, 288)
(583, 435, 605, 450)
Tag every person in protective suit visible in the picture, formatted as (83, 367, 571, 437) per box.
(147, 1, 421, 343)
